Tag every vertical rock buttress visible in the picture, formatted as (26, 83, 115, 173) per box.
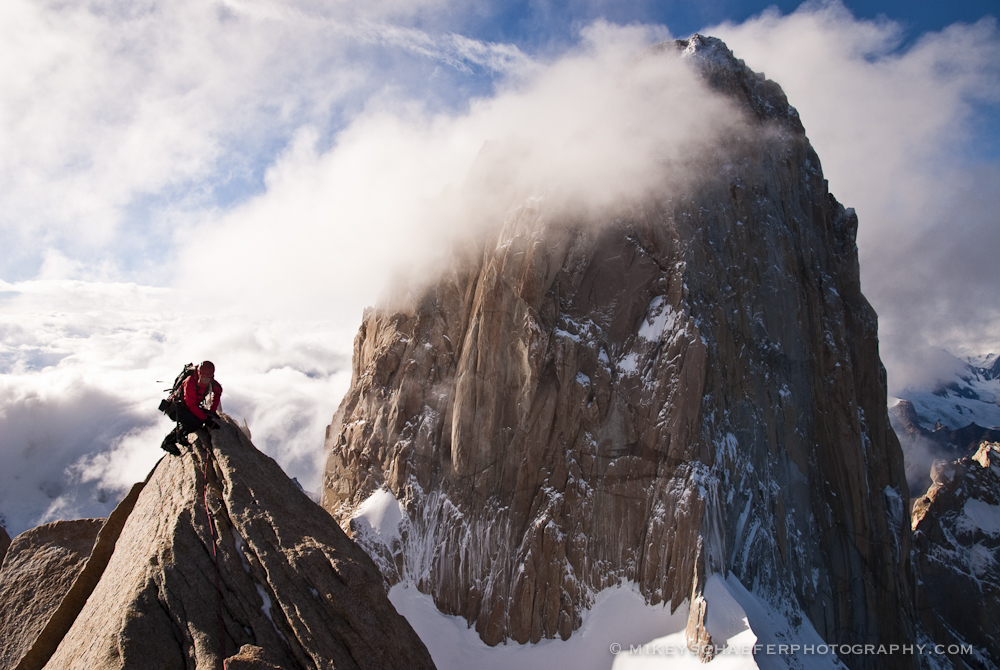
(322, 35, 914, 669)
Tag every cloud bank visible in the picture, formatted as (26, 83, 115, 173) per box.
(0, 279, 352, 533)
(0, 0, 527, 281)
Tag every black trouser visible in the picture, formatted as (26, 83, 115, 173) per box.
(161, 400, 213, 453)
(174, 402, 209, 432)
(164, 400, 211, 434)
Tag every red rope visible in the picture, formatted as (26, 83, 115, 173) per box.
(202, 434, 227, 670)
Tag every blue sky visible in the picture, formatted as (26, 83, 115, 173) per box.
(459, 0, 999, 48)
(0, 0, 998, 534)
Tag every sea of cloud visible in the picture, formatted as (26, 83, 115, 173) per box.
(0, 277, 355, 533)
(1, 0, 998, 535)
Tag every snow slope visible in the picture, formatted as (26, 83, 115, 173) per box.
(390, 581, 687, 670)
(387, 573, 849, 670)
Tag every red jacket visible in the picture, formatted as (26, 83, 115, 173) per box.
(182, 375, 222, 421)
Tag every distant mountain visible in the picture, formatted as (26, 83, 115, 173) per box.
(894, 350, 1000, 433)
(890, 350, 1000, 497)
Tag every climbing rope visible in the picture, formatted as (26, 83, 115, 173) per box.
(201, 432, 228, 670)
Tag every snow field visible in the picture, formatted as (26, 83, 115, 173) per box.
(354, 477, 850, 670)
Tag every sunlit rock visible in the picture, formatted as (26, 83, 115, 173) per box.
(322, 35, 914, 669)
(3, 417, 433, 670)
(0, 519, 104, 669)
(912, 442, 1000, 666)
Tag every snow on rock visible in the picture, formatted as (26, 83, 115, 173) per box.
(900, 382, 1000, 433)
(959, 498, 1000, 537)
(637, 296, 678, 342)
(353, 487, 405, 542)
(346, 486, 408, 583)
(702, 575, 758, 661)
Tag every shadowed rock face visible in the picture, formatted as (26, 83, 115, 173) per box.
(37, 418, 435, 670)
(912, 442, 1000, 668)
(321, 35, 914, 668)
(0, 519, 104, 670)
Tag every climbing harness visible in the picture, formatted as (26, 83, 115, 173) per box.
(201, 432, 228, 670)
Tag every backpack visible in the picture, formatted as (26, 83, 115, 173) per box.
(158, 363, 198, 420)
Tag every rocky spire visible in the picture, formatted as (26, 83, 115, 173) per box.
(322, 35, 914, 668)
(0, 417, 434, 670)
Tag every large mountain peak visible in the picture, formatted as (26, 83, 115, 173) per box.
(321, 36, 915, 667)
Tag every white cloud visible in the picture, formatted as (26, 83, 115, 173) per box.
(0, 0, 531, 537)
(176, 21, 741, 318)
(709, 2, 1000, 393)
(0, 0, 526, 279)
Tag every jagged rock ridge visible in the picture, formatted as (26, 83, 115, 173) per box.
(0, 418, 435, 670)
(322, 35, 914, 669)
(892, 399, 1000, 498)
(911, 442, 1000, 669)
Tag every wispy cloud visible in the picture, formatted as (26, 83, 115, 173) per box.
(0, 0, 525, 281)
(175, 20, 736, 319)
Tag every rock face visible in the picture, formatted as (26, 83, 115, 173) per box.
(322, 35, 914, 668)
(9, 417, 433, 670)
(0, 519, 104, 669)
(891, 399, 1000, 498)
(911, 442, 1000, 668)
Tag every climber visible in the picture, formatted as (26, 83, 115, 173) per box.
(160, 360, 223, 455)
